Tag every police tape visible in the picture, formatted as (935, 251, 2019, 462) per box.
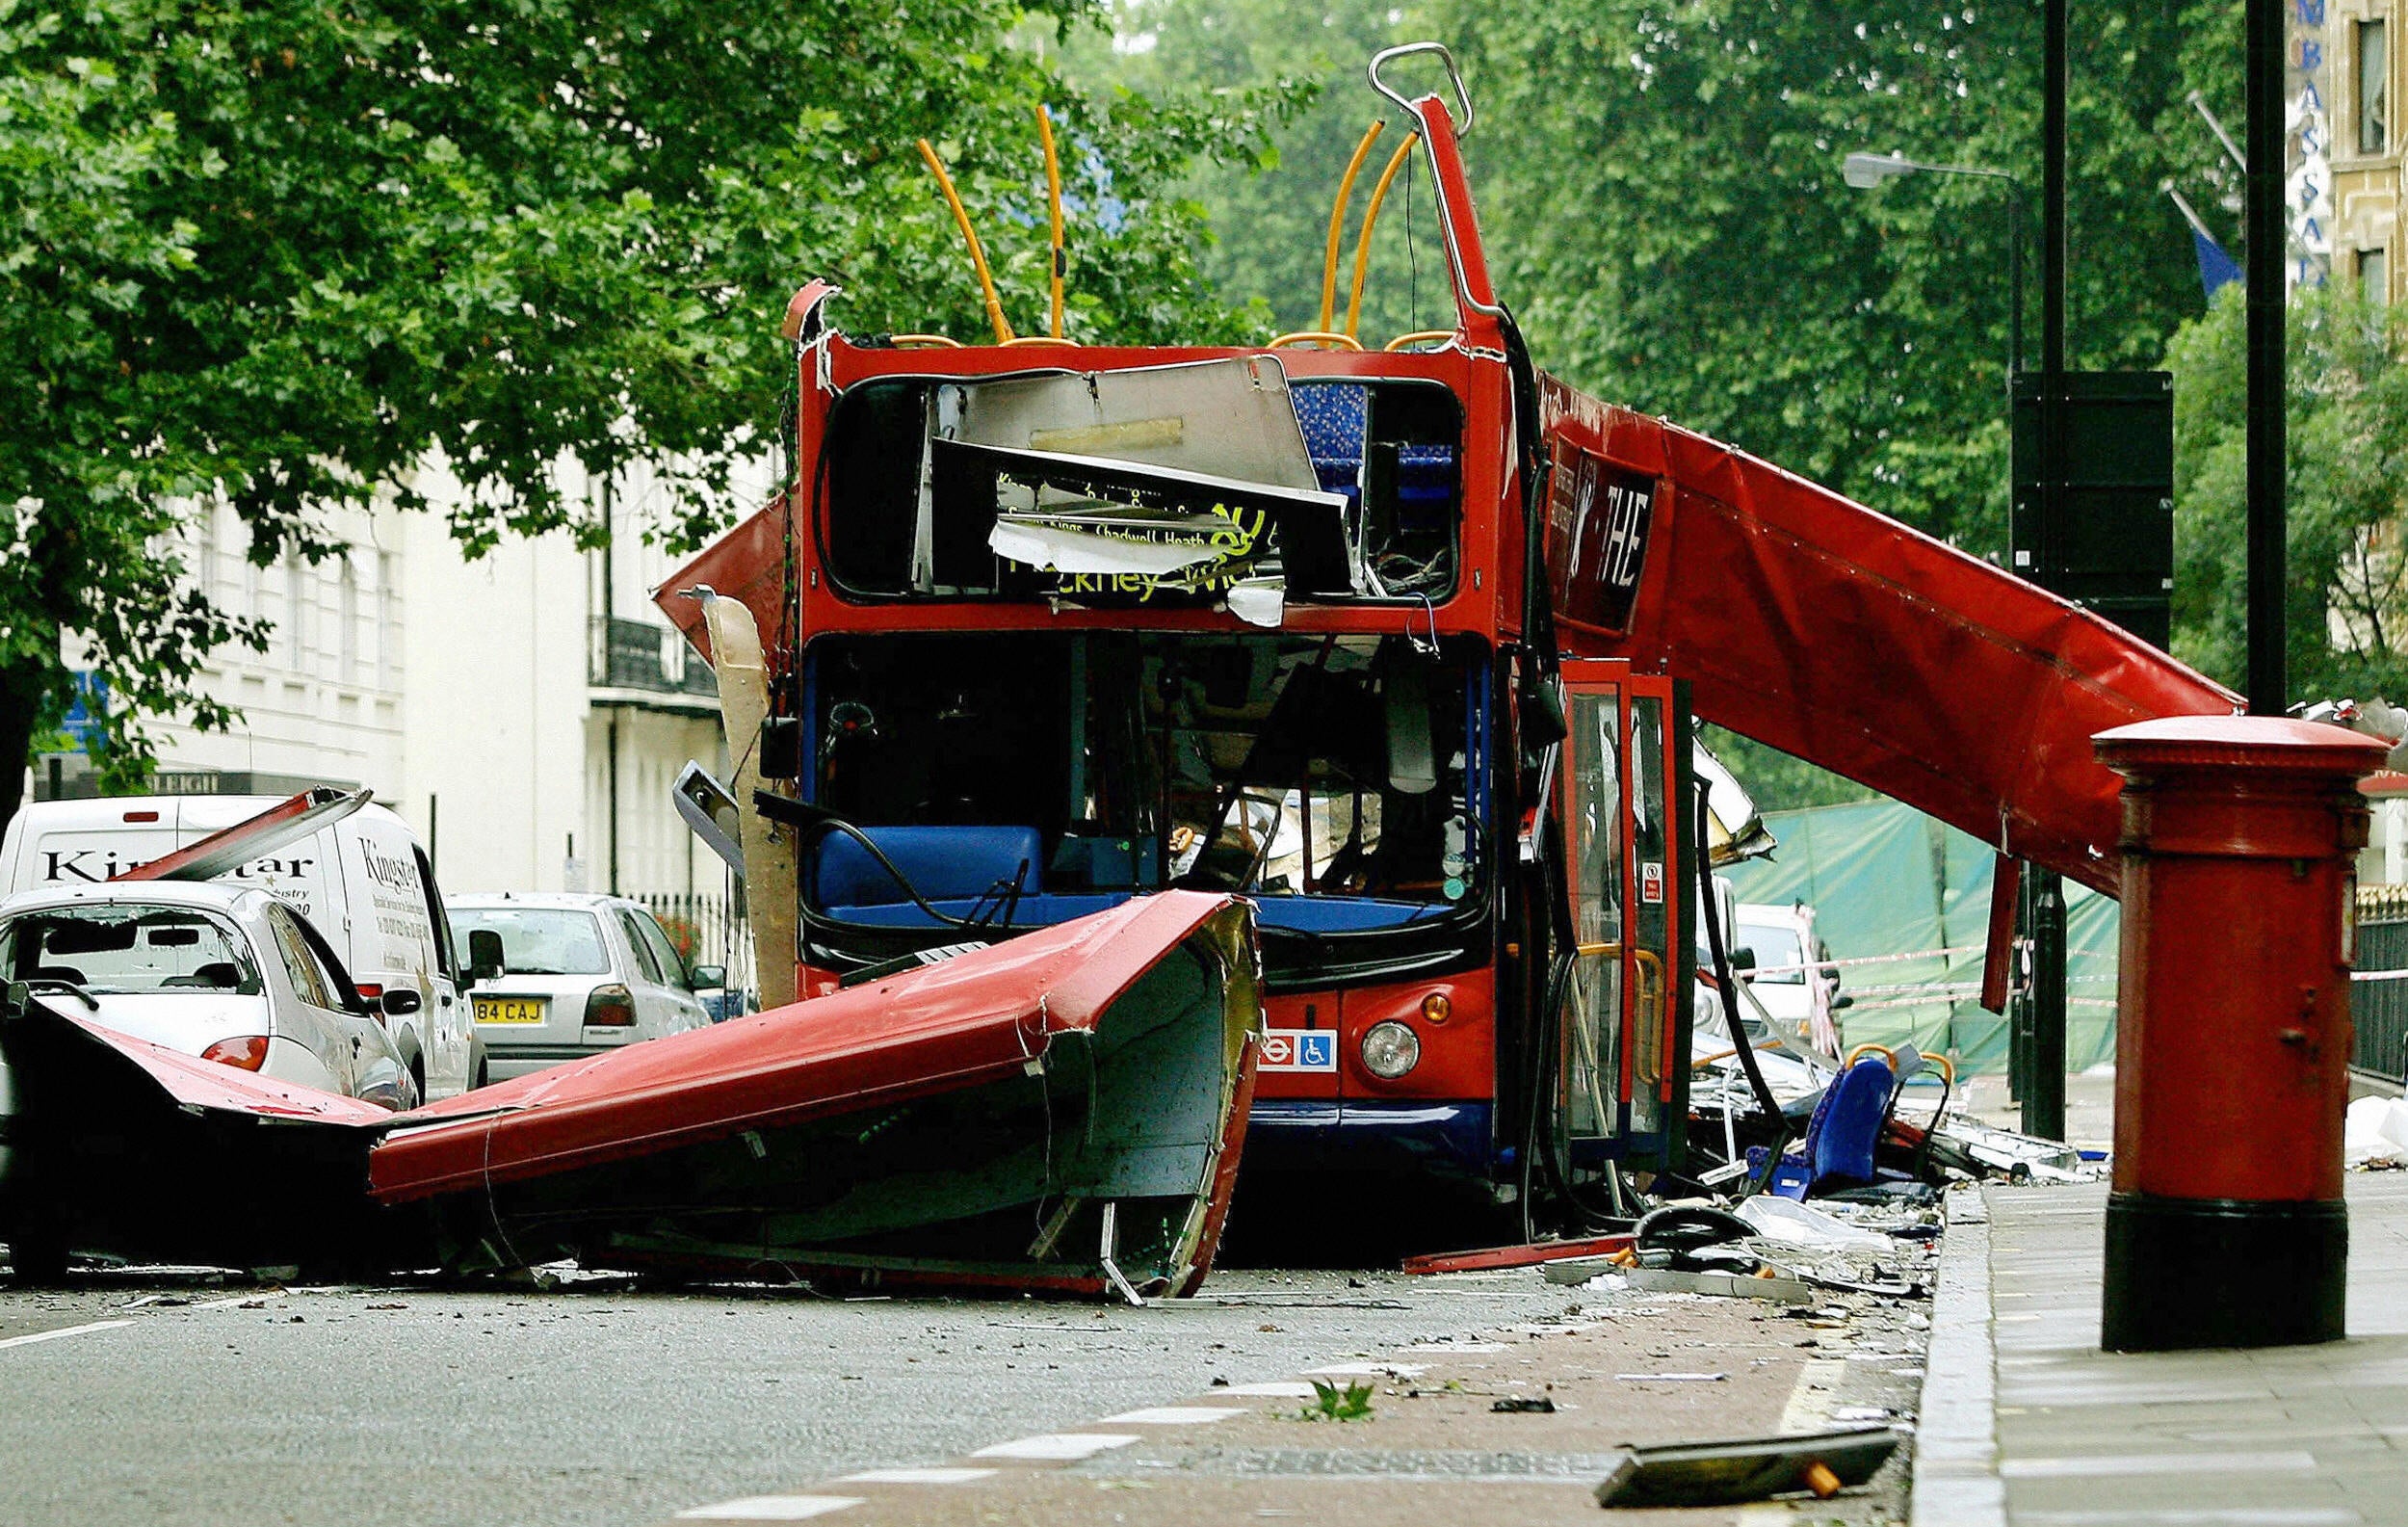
(1744, 944, 1988, 978)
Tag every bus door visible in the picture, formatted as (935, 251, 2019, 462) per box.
(1553, 659, 1692, 1173)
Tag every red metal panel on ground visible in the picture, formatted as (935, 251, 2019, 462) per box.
(370, 890, 1244, 1203)
(1400, 1233, 1636, 1275)
(1540, 380, 2240, 894)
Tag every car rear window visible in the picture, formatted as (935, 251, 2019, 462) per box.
(448, 908, 611, 976)
(0, 905, 264, 995)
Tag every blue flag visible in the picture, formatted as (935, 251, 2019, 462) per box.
(2191, 227, 2244, 297)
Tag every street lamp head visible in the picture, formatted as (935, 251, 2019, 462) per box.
(1843, 151, 1919, 189)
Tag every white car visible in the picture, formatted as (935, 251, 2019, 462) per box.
(446, 894, 718, 1082)
(0, 882, 419, 1110)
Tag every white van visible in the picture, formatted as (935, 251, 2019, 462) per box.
(1734, 901, 1847, 1059)
(0, 793, 482, 1099)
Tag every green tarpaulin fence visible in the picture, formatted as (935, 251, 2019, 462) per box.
(1717, 799, 2118, 1075)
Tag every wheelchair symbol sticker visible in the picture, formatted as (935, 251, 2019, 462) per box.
(1261, 1029, 1338, 1072)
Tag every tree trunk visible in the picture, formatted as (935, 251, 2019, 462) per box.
(0, 661, 49, 848)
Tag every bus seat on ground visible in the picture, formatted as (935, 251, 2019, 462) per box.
(1772, 1051, 1897, 1198)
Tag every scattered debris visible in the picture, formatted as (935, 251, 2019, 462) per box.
(1400, 1233, 1636, 1275)
(1491, 1395, 1557, 1412)
(1594, 1426, 1902, 1508)
(1732, 1196, 1893, 1253)
(1616, 1268, 1814, 1303)
(2345, 1095, 2408, 1170)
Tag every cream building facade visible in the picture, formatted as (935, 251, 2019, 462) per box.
(34, 459, 763, 922)
(2333, 0, 2401, 303)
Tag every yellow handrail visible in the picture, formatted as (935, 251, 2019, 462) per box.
(1319, 121, 1385, 335)
(1346, 133, 1420, 340)
(1269, 330, 1364, 351)
(915, 138, 1013, 345)
(1384, 329, 1457, 352)
(1035, 104, 1066, 340)
(891, 333, 964, 349)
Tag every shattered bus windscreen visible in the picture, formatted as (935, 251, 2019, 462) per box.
(819, 360, 1461, 615)
(803, 632, 1486, 949)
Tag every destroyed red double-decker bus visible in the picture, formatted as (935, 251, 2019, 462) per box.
(660, 43, 2236, 1231)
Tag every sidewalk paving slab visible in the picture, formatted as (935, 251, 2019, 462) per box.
(1916, 1172, 2408, 1527)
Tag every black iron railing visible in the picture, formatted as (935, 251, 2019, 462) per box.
(590, 617, 716, 698)
(2354, 887, 2408, 1082)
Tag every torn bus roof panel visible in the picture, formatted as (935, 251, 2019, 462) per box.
(653, 497, 789, 671)
(1540, 380, 2240, 894)
(107, 787, 372, 884)
(370, 890, 1263, 1296)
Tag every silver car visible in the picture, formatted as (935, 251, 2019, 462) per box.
(0, 882, 419, 1110)
(446, 894, 716, 1082)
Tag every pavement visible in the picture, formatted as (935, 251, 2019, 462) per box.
(649, 1274, 1929, 1527)
(1916, 1170, 2408, 1527)
(0, 1253, 1929, 1527)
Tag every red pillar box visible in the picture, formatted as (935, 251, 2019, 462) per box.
(2092, 715, 2387, 1352)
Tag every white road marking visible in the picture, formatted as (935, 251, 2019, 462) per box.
(2000, 1451, 2316, 1480)
(1217, 1382, 1318, 1398)
(971, 1433, 1140, 1461)
(1305, 1362, 1425, 1378)
(1779, 1357, 1849, 1434)
(0, 1320, 134, 1352)
(675, 1497, 862, 1521)
(1101, 1407, 1246, 1425)
(835, 1467, 996, 1485)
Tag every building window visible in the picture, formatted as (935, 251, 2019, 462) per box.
(376, 551, 399, 690)
(339, 556, 361, 683)
(2363, 247, 2391, 305)
(285, 555, 310, 669)
(2363, 19, 2390, 156)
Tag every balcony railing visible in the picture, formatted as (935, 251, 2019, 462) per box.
(590, 616, 718, 698)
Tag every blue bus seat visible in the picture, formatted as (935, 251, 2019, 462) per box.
(811, 825, 1041, 909)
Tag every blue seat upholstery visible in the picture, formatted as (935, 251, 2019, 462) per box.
(1250, 896, 1435, 934)
(825, 892, 1129, 928)
(1793, 1054, 1897, 1196)
(1291, 382, 1457, 534)
(818, 882, 1440, 935)
(810, 826, 1041, 909)
(1292, 383, 1370, 497)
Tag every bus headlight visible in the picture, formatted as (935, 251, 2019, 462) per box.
(1361, 1020, 1422, 1079)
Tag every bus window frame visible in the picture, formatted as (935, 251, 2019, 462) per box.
(787, 627, 1504, 991)
(808, 369, 1468, 612)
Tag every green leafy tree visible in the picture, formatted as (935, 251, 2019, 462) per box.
(1, 0, 1274, 838)
(2166, 285, 2408, 702)
(1064, 0, 1438, 344)
(1448, 0, 2222, 557)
